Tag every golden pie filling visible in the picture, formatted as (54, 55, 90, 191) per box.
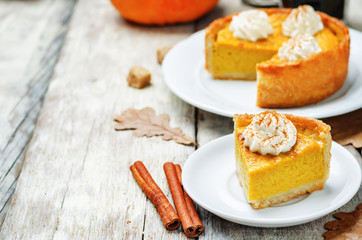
(236, 129, 324, 201)
(211, 12, 339, 79)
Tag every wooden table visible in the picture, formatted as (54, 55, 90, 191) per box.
(0, 0, 361, 239)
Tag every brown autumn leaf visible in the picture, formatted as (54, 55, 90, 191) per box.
(113, 107, 196, 146)
(323, 203, 362, 240)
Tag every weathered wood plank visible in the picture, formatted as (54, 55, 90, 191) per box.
(1, 0, 361, 239)
(0, 0, 77, 227)
(1, 0, 196, 239)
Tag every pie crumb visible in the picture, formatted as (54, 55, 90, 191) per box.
(127, 66, 151, 89)
(157, 45, 173, 64)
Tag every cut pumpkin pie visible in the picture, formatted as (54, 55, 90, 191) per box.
(233, 111, 331, 209)
(205, 6, 350, 108)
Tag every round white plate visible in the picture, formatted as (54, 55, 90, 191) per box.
(182, 134, 361, 228)
(163, 29, 362, 118)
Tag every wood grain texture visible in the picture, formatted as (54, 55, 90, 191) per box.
(1, 0, 361, 239)
(1, 0, 195, 239)
(0, 0, 76, 227)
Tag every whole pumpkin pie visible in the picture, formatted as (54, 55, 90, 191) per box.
(205, 6, 350, 108)
(233, 111, 331, 209)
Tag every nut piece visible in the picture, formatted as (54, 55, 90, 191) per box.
(157, 45, 173, 64)
(127, 66, 151, 89)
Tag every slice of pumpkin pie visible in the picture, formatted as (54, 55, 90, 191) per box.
(234, 111, 331, 209)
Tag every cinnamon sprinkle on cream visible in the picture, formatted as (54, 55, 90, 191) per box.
(242, 111, 297, 155)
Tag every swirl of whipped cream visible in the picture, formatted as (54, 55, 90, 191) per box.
(278, 33, 321, 61)
(242, 111, 297, 155)
(282, 5, 324, 38)
(229, 10, 273, 42)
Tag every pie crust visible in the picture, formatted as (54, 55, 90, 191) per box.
(205, 8, 350, 108)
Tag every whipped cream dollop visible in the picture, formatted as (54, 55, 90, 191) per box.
(242, 111, 297, 155)
(278, 33, 321, 61)
(282, 5, 324, 38)
(229, 10, 273, 42)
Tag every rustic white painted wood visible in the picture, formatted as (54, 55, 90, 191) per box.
(0, 0, 76, 227)
(1, 0, 196, 239)
(0, 0, 360, 239)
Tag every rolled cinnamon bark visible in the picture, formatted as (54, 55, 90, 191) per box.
(163, 162, 204, 238)
(130, 161, 180, 230)
(175, 164, 203, 230)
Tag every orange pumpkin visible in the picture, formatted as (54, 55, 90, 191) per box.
(110, 0, 219, 25)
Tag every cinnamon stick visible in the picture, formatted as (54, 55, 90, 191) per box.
(175, 164, 203, 229)
(130, 161, 180, 230)
(163, 162, 204, 238)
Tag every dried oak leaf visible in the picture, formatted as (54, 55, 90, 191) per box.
(114, 107, 196, 146)
(323, 203, 362, 240)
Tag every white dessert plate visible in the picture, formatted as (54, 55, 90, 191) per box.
(162, 29, 362, 119)
(182, 134, 361, 228)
